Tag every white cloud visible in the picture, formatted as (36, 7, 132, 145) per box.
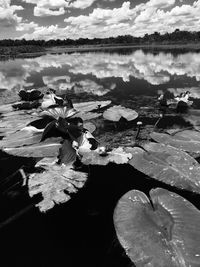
(21, 0, 96, 17)
(0, 0, 23, 27)
(19, 0, 200, 40)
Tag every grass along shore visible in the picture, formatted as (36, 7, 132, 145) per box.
(1, 42, 200, 58)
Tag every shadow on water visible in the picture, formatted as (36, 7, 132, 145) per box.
(0, 154, 200, 267)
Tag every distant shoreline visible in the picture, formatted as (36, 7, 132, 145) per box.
(1, 43, 200, 58)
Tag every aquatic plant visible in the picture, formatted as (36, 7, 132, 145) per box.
(19, 89, 43, 101)
(28, 157, 87, 212)
(80, 147, 133, 166)
(128, 142, 200, 194)
(150, 129, 200, 153)
(103, 105, 138, 122)
(114, 188, 200, 267)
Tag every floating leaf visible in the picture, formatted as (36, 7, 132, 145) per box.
(74, 100, 111, 113)
(0, 114, 37, 135)
(28, 159, 87, 212)
(150, 130, 200, 153)
(19, 89, 43, 101)
(80, 147, 132, 166)
(4, 137, 62, 158)
(12, 101, 41, 110)
(73, 112, 101, 121)
(103, 105, 138, 122)
(0, 129, 42, 149)
(129, 142, 200, 194)
(114, 188, 200, 267)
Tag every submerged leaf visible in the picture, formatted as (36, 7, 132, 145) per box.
(103, 105, 138, 122)
(80, 147, 132, 165)
(114, 188, 200, 267)
(150, 130, 200, 153)
(129, 142, 200, 194)
(4, 137, 62, 158)
(28, 159, 87, 212)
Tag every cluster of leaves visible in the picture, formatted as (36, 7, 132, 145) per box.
(1, 88, 140, 212)
(113, 90, 200, 266)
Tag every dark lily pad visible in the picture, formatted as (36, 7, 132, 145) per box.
(28, 158, 87, 212)
(80, 147, 132, 165)
(4, 137, 62, 158)
(19, 89, 43, 101)
(12, 101, 41, 110)
(103, 105, 138, 122)
(128, 142, 200, 194)
(114, 188, 200, 267)
(150, 130, 200, 153)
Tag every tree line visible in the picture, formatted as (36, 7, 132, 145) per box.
(1, 29, 200, 47)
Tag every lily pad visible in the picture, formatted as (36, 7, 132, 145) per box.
(114, 188, 200, 267)
(28, 159, 88, 212)
(129, 142, 200, 194)
(103, 105, 138, 122)
(80, 147, 132, 165)
(74, 100, 111, 113)
(150, 130, 200, 153)
(4, 137, 62, 158)
(0, 129, 42, 149)
(73, 112, 101, 121)
(19, 89, 43, 101)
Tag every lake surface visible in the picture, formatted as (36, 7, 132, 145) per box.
(1, 48, 200, 267)
(1, 48, 200, 105)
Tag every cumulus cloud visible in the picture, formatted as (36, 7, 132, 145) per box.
(21, 0, 96, 17)
(18, 0, 200, 40)
(0, 0, 23, 27)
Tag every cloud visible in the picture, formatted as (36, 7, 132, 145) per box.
(19, 0, 200, 40)
(73, 79, 116, 96)
(34, 6, 65, 16)
(21, 0, 96, 17)
(3, 50, 200, 93)
(0, 0, 23, 28)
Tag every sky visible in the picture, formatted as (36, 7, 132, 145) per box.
(0, 0, 199, 40)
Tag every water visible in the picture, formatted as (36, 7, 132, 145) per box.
(1, 49, 200, 104)
(1, 48, 200, 267)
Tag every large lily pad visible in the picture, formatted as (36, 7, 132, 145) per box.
(28, 158, 87, 212)
(114, 188, 200, 267)
(103, 105, 138, 122)
(0, 114, 37, 136)
(80, 147, 132, 166)
(74, 100, 111, 113)
(73, 112, 101, 121)
(129, 142, 200, 194)
(150, 130, 200, 153)
(4, 137, 62, 158)
(0, 127, 43, 149)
